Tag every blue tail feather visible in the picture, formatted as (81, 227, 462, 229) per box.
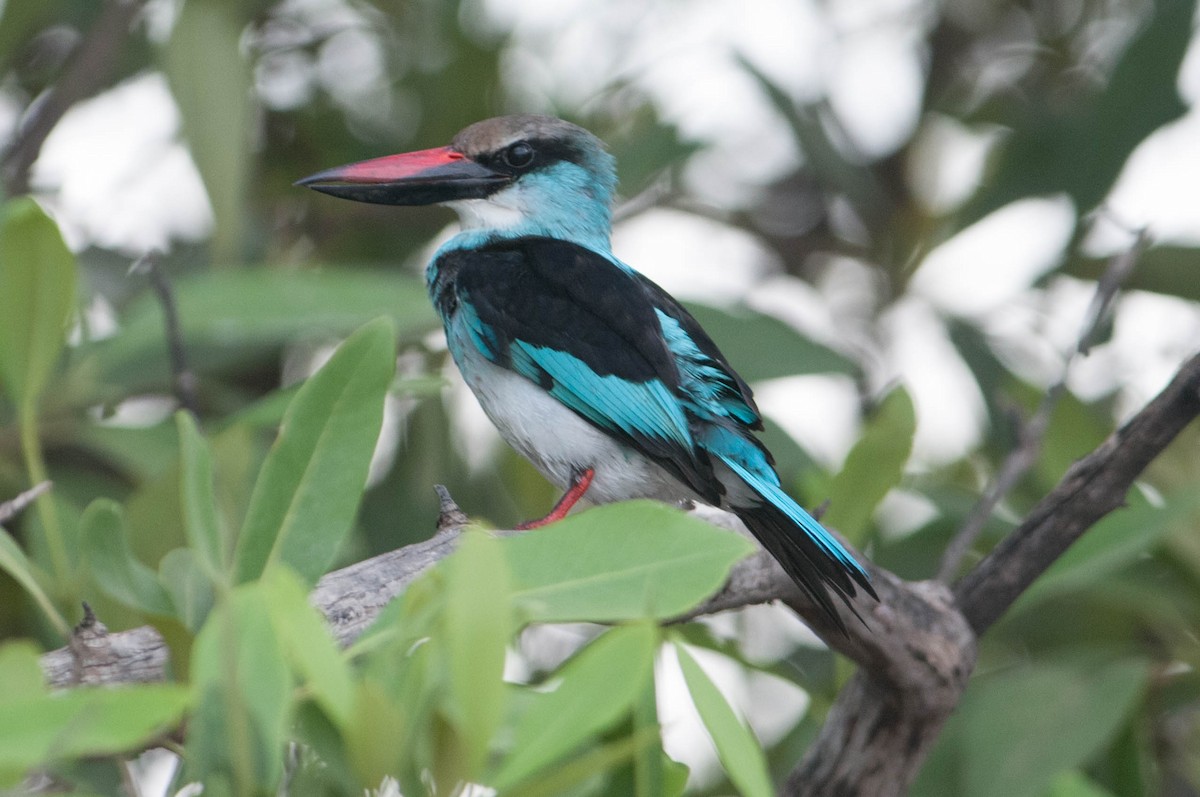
(700, 427, 866, 572)
(721, 456, 869, 581)
(698, 425, 875, 631)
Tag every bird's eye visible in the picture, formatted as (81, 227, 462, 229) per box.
(502, 141, 535, 169)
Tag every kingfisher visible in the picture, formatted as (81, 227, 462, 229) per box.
(299, 115, 875, 630)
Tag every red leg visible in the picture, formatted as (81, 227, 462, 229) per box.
(516, 467, 596, 530)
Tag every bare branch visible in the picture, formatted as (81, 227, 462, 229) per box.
(312, 502, 469, 649)
(434, 483, 471, 531)
(0, 481, 52, 525)
(937, 232, 1149, 581)
(131, 252, 200, 417)
(936, 387, 1062, 582)
(611, 170, 675, 224)
(1077, 228, 1150, 356)
(785, 574, 975, 797)
(41, 506, 787, 686)
(956, 349, 1200, 634)
(41, 606, 168, 687)
(2, 0, 148, 196)
(677, 539, 976, 796)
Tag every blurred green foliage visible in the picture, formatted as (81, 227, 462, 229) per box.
(0, 0, 1198, 794)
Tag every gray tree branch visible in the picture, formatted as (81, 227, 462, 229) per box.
(937, 229, 1150, 582)
(778, 350, 1200, 795)
(1, 0, 147, 196)
(0, 480, 52, 525)
(132, 252, 201, 418)
(956, 349, 1200, 635)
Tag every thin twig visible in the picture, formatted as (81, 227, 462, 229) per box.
(937, 231, 1149, 581)
(957, 348, 1200, 633)
(0, 481, 52, 525)
(1077, 228, 1150, 355)
(1, 0, 147, 196)
(132, 252, 200, 417)
(434, 484, 471, 532)
(611, 170, 674, 224)
(936, 387, 1061, 582)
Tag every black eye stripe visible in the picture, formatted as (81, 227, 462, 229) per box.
(484, 138, 586, 175)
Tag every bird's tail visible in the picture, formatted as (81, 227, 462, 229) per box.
(720, 456, 877, 633)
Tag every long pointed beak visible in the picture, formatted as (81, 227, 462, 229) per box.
(295, 146, 510, 206)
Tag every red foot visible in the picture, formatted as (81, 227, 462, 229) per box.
(516, 467, 596, 530)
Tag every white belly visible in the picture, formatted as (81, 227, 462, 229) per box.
(452, 341, 694, 505)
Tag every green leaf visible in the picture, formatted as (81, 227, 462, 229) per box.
(80, 499, 174, 617)
(0, 527, 68, 636)
(1013, 490, 1199, 611)
(259, 567, 354, 729)
(351, 562, 444, 659)
(234, 318, 396, 585)
(1034, 388, 1113, 488)
(1044, 771, 1119, 797)
(0, 198, 77, 408)
(0, 1, 57, 76)
(501, 729, 662, 797)
(83, 270, 434, 392)
(966, 0, 1194, 221)
(631, 676, 671, 797)
(605, 106, 699, 195)
(442, 531, 512, 776)
(674, 642, 773, 797)
(189, 584, 293, 792)
(684, 303, 855, 381)
(290, 702, 359, 795)
(162, 0, 253, 263)
(953, 657, 1149, 797)
(345, 678, 422, 788)
(822, 386, 915, 544)
(0, 642, 46, 705)
(76, 422, 183, 484)
(493, 622, 658, 790)
(504, 502, 755, 623)
(159, 548, 215, 632)
(175, 412, 227, 582)
(660, 756, 690, 797)
(0, 200, 77, 585)
(0, 684, 190, 788)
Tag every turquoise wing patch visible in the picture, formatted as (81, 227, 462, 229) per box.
(512, 341, 695, 451)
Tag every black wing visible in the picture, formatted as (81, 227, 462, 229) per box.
(432, 236, 721, 501)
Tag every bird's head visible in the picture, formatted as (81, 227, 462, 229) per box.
(298, 115, 617, 251)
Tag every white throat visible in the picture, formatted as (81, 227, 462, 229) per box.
(447, 195, 529, 232)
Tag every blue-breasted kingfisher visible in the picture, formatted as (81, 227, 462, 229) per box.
(299, 115, 876, 631)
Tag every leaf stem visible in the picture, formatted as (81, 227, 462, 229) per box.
(19, 400, 70, 584)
